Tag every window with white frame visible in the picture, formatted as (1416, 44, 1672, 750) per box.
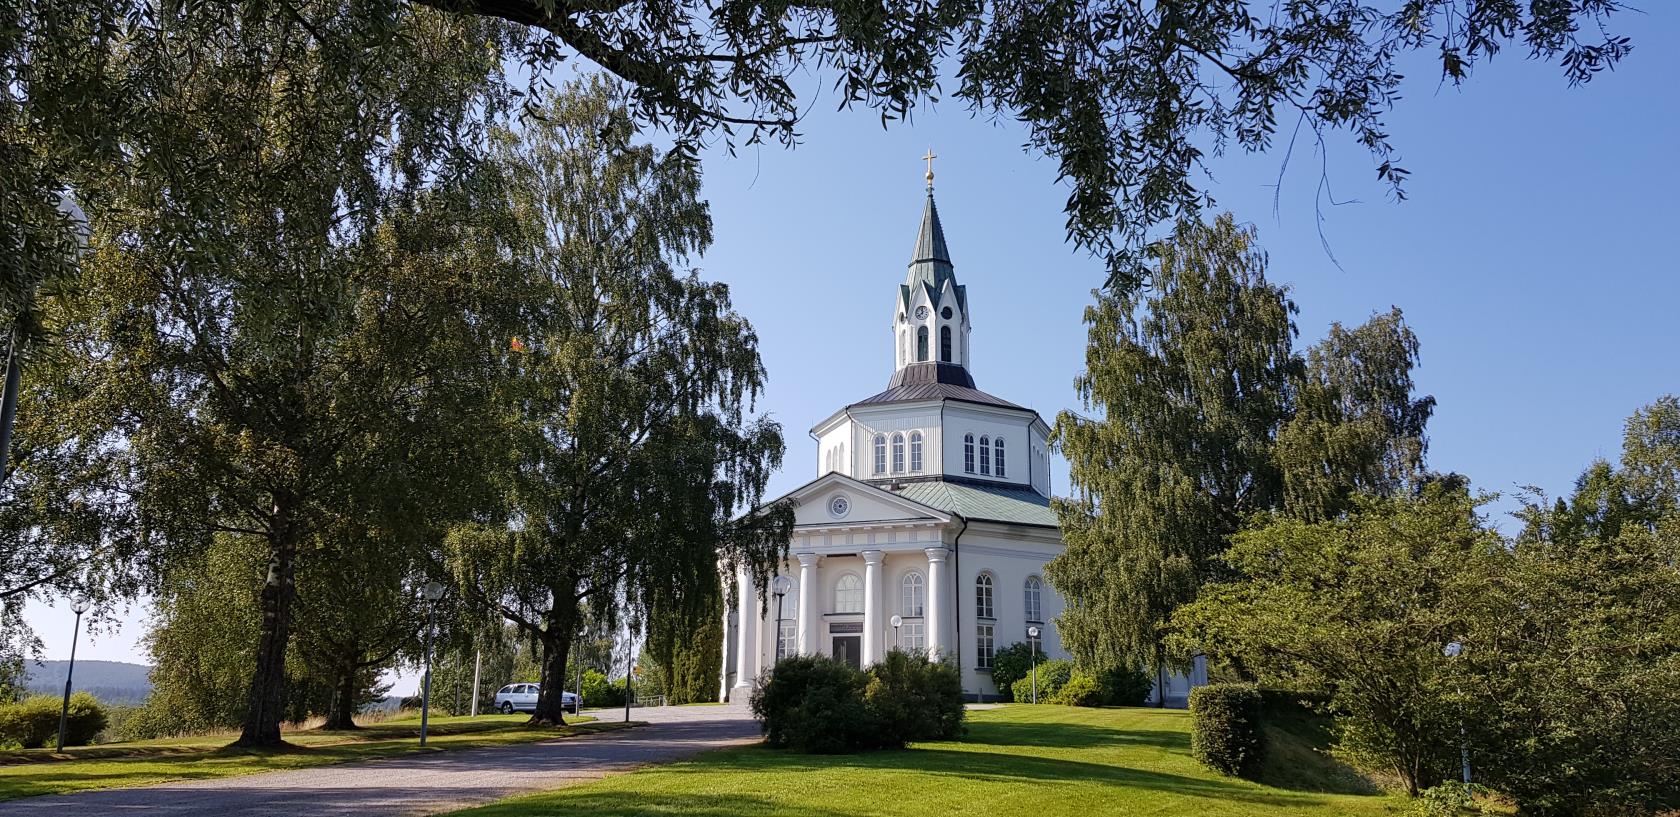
(835, 574, 864, 614)
(963, 434, 975, 473)
(994, 437, 1006, 477)
(909, 431, 924, 472)
(976, 573, 994, 619)
(902, 622, 926, 655)
(778, 620, 797, 660)
(979, 436, 991, 475)
(1024, 576, 1043, 622)
(977, 623, 995, 669)
(901, 572, 925, 617)
(891, 433, 905, 473)
(873, 434, 886, 474)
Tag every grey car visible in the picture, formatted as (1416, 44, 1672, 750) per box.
(493, 683, 579, 714)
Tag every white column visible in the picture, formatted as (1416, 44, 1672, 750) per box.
(862, 550, 884, 665)
(797, 553, 821, 655)
(733, 567, 758, 692)
(924, 546, 950, 660)
(719, 572, 733, 701)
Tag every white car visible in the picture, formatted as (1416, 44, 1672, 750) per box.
(493, 683, 578, 714)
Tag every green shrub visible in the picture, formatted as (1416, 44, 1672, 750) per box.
(1050, 673, 1105, 707)
(865, 649, 965, 744)
(1190, 683, 1266, 778)
(1407, 782, 1493, 817)
(1096, 665, 1153, 706)
(752, 651, 966, 753)
(1009, 658, 1072, 703)
(989, 642, 1036, 700)
(750, 654, 878, 753)
(579, 669, 628, 709)
(0, 693, 108, 749)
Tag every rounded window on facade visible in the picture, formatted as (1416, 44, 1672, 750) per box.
(828, 494, 851, 519)
(835, 574, 864, 613)
(941, 306, 952, 319)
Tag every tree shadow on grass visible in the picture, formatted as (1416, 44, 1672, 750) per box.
(963, 720, 1190, 751)
(461, 791, 855, 817)
(662, 745, 1370, 810)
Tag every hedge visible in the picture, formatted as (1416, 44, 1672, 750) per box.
(0, 693, 109, 749)
(1189, 683, 1266, 778)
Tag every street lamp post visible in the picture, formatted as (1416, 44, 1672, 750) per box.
(1444, 640, 1470, 784)
(1027, 626, 1041, 705)
(890, 615, 903, 653)
(771, 576, 793, 664)
(55, 597, 89, 752)
(419, 581, 445, 747)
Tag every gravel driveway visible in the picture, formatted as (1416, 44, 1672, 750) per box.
(0, 704, 759, 817)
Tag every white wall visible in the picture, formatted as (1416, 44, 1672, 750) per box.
(951, 528, 1068, 698)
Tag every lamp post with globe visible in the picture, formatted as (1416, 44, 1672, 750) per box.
(419, 581, 445, 746)
(771, 575, 794, 664)
(1027, 625, 1041, 704)
(890, 615, 903, 652)
(1444, 640, 1470, 784)
(55, 597, 90, 752)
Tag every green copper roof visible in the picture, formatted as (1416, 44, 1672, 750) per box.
(900, 191, 966, 312)
(883, 480, 1059, 528)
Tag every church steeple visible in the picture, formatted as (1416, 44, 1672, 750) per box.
(892, 163, 973, 389)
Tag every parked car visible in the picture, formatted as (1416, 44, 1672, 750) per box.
(493, 683, 579, 714)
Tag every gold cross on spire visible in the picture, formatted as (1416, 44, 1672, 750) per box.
(922, 148, 937, 188)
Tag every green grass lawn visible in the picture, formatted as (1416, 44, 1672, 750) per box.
(0, 712, 628, 802)
(448, 705, 1407, 817)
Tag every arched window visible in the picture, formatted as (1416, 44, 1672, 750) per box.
(891, 433, 905, 473)
(1024, 576, 1043, 622)
(975, 573, 996, 669)
(835, 574, 864, 614)
(979, 435, 991, 475)
(963, 434, 975, 473)
(994, 437, 1006, 477)
(940, 325, 952, 363)
(873, 434, 887, 475)
(916, 326, 929, 362)
(901, 572, 925, 617)
(909, 431, 924, 472)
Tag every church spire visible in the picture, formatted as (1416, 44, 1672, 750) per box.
(892, 161, 973, 389)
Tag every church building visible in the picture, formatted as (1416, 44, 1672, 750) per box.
(721, 170, 1207, 704)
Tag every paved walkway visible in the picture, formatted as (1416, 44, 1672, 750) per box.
(0, 704, 759, 817)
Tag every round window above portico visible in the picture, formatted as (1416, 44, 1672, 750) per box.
(828, 494, 851, 519)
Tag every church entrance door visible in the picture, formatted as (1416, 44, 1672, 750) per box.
(832, 636, 861, 669)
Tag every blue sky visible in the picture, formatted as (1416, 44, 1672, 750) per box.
(28, 6, 1680, 670)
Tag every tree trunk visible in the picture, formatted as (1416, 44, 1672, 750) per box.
(529, 600, 577, 726)
(1155, 652, 1167, 709)
(235, 513, 298, 747)
(323, 666, 360, 730)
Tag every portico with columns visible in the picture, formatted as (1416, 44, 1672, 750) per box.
(720, 167, 1206, 705)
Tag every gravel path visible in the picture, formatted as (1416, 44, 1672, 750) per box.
(0, 704, 759, 817)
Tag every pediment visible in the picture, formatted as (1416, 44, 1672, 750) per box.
(778, 473, 952, 529)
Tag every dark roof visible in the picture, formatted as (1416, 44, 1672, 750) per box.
(883, 479, 1059, 527)
(850, 381, 1026, 411)
(888, 361, 974, 389)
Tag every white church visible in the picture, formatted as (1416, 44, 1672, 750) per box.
(721, 174, 1207, 704)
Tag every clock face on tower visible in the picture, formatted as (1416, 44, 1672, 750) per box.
(915, 305, 930, 320)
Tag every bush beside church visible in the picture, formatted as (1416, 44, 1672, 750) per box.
(750, 650, 965, 753)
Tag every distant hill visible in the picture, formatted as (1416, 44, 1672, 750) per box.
(24, 660, 152, 706)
